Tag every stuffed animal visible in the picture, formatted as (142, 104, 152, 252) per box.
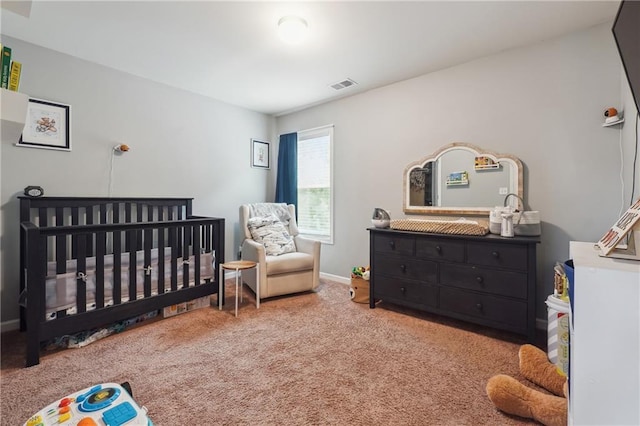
(486, 344, 568, 426)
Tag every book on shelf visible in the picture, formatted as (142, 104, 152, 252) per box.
(1, 45, 11, 89)
(8, 60, 21, 91)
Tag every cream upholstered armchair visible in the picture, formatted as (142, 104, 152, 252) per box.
(240, 203, 321, 300)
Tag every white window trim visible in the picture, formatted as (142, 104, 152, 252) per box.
(297, 124, 334, 245)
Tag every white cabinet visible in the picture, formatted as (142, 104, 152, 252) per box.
(568, 241, 640, 425)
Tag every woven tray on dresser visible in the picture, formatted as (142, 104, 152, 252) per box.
(390, 219, 488, 236)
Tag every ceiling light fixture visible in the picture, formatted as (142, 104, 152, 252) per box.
(278, 16, 308, 45)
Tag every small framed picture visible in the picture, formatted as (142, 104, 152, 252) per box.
(251, 139, 270, 169)
(17, 98, 71, 151)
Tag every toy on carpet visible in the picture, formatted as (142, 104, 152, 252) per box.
(486, 344, 568, 426)
(24, 382, 152, 426)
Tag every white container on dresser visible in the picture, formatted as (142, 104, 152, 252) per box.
(369, 228, 540, 341)
(568, 241, 640, 426)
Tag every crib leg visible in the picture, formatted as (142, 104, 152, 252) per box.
(26, 333, 40, 367)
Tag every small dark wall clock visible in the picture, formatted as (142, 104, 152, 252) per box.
(24, 186, 44, 197)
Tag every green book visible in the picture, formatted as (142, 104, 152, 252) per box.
(1, 45, 11, 88)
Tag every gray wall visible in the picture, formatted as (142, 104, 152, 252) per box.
(0, 36, 275, 325)
(276, 23, 640, 321)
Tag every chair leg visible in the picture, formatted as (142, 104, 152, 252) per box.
(234, 268, 239, 317)
(219, 267, 223, 310)
(256, 263, 260, 309)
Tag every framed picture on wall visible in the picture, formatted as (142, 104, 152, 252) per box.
(17, 98, 71, 151)
(251, 139, 270, 169)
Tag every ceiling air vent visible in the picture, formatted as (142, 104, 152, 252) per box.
(330, 78, 358, 91)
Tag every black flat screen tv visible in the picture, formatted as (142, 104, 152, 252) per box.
(613, 0, 640, 115)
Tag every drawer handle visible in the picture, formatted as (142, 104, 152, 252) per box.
(400, 264, 406, 272)
(492, 251, 500, 258)
(476, 276, 484, 284)
(400, 287, 406, 294)
(389, 241, 395, 250)
(476, 303, 483, 311)
(435, 245, 442, 252)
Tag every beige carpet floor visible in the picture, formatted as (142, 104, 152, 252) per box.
(1, 279, 540, 425)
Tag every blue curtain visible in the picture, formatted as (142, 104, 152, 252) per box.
(275, 132, 298, 207)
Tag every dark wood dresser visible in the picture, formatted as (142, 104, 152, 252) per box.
(369, 228, 540, 341)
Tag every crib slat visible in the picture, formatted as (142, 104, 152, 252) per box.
(194, 225, 201, 285)
(136, 203, 143, 251)
(158, 229, 165, 294)
(125, 203, 132, 252)
(100, 204, 107, 224)
(128, 230, 137, 302)
(38, 208, 47, 227)
(75, 234, 87, 314)
(96, 232, 106, 309)
(182, 224, 190, 289)
(170, 227, 178, 292)
(86, 206, 94, 257)
(71, 207, 79, 259)
(113, 202, 120, 223)
(204, 223, 211, 255)
(144, 228, 152, 298)
(113, 231, 122, 305)
(56, 208, 66, 274)
(71, 207, 79, 225)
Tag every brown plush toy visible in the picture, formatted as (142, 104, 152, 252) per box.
(486, 344, 568, 426)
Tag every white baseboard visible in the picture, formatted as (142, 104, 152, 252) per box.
(320, 272, 349, 285)
(1, 319, 20, 334)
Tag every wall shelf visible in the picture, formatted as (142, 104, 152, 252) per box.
(0, 88, 28, 143)
(602, 118, 624, 127)
(475, 164, 501, 171)
(446, 179, 469, 186)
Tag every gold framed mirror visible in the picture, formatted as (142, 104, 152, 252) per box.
(403, 142, 523, 215)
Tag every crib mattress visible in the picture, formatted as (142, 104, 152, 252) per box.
(44, 248, 214, 319)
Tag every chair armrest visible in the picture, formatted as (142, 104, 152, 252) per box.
(294, 235, 321, 290)
(241, 238, 266, 264)
(294, 235, 320, 256)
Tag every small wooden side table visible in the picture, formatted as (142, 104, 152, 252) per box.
(219, 260, 259, 317)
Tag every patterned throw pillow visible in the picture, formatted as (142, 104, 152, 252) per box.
(247, 215, 297, 256)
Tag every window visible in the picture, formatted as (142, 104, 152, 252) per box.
(297, 125, 333, 243)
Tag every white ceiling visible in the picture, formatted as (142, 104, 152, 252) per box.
(1, 1, 620, 116)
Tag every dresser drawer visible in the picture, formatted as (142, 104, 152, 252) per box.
(467, 242, 528, 271)
(415, 239, 465, 263)
(374, 275, 438, 308)
(374, 255, 437, 282)
(373, 234, 415, 256)
(439, 287, 527, 330)
(440, 264, 527, 299)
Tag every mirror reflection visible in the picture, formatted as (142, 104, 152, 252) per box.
(404, 143, 523, 215)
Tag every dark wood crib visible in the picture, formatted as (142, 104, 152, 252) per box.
(19, 196, 225, 367)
